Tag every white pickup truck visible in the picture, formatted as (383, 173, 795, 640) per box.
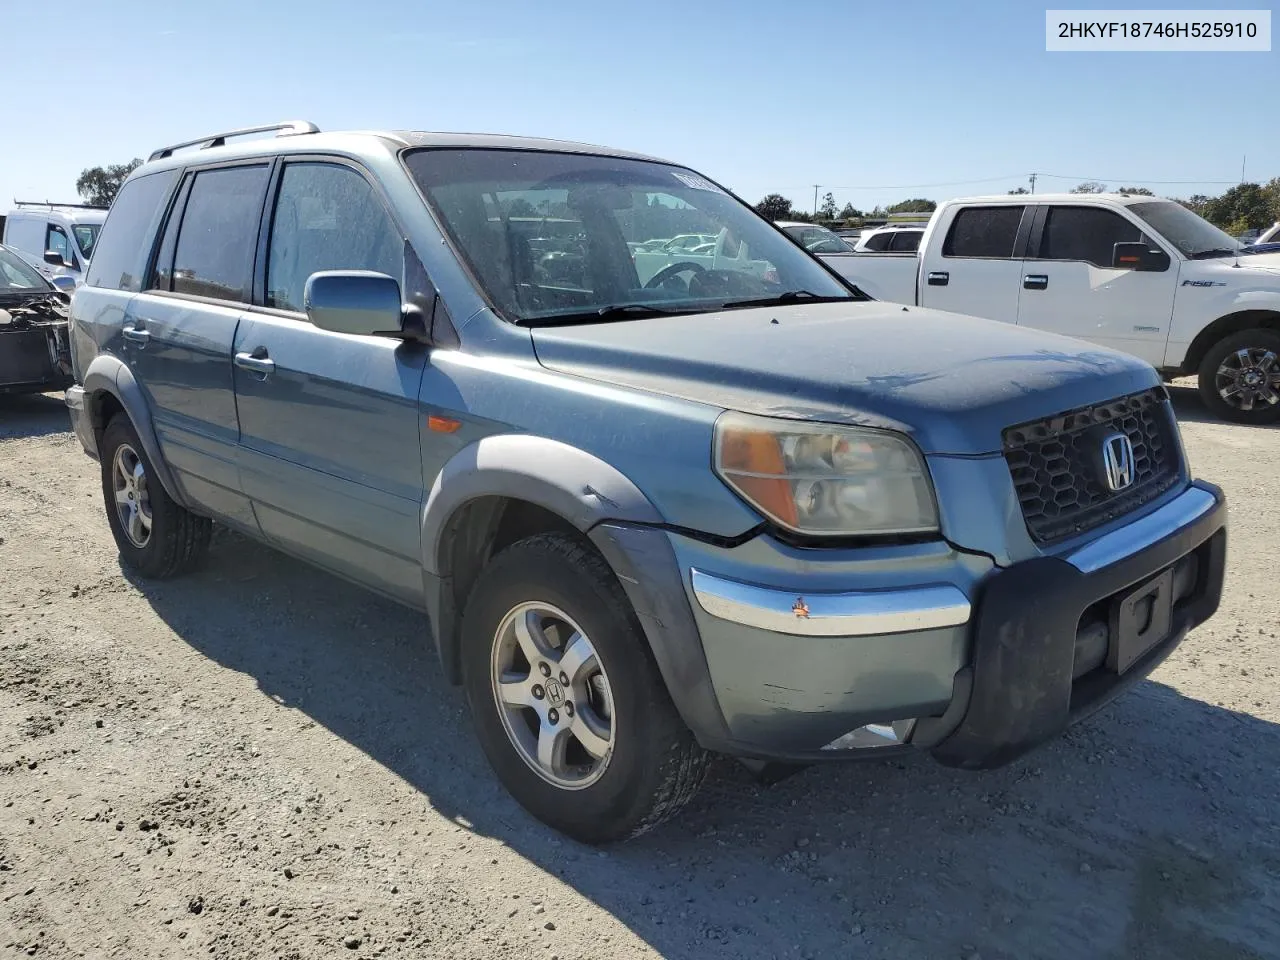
(818, 193, 1280, 424)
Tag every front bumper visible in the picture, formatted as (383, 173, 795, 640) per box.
(65, 385, 99, 460)
(673, 481, 1226, 767)
(0, 324, 73, 395)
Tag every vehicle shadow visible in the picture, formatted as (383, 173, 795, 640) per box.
(1167, 381, 1280, 429)
(126, 531, 1279, 960)
(0, 392, 70, 439)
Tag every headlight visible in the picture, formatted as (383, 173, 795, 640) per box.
(713, 411, 938, 537)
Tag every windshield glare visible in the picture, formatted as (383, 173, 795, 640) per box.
(73, 224, 100, 260)
(784, 224, 852, 254)
(0, 247, 48, 290)
(404, 149, 854, 323)
(1129, 200, 1241, 258)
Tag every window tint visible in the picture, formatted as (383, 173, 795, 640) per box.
(46, 225, 70, 261)
(890, 230, 921, 252)
(862, 231, 894, 251)
(943, 206, 1024, 258)
(172, 165, 270, 302)
(84, 170, 179, 291)
(1038, 207, 1145, 267)
(266, 163, 403, 312)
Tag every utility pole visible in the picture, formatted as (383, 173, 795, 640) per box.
(1029, 173, 1037, 194)
(1241, 155, 1247, 183)
(813, 185, 820, 217)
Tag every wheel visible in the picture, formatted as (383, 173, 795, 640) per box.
(1196, 328, 1280, 424)
(99, 414, 211, 578)
(460, 532, 709, 843)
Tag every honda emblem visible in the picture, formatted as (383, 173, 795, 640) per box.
(1101, 432, 1135, 492)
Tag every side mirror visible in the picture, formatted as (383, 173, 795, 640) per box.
(304, 271, 405, 337)
(44, 250, 71, 267)
(49, 275, 77, 293)
(1112, 242, 1170, 272)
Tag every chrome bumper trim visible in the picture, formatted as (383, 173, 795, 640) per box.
(689, 569, 971, 638)
(1065, 486, 1217, 575)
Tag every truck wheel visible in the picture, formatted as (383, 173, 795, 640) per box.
(99, 414, 211, 578)
(1197, 329, 1280, 424)
(460, 532, 709, 844)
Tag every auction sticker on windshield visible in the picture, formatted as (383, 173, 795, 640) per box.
(671, 172, 724, 193)
(1046, 9, 1271, 50)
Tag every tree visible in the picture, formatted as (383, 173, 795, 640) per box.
(1008, 187, 1030, 195)
(819, 192, 837, 220)
(1117, 186, 1154, 196)
(838, 202, 863, 219)
(1202, 183, 1271, 231)
(1070, 181, 1107, 194)
(755, 194, 793, 220)
(75, 159, 143, 207)
(887, 198, 936, 213)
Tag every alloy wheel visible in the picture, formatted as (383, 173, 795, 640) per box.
(1216, 346, 1280, 412)
(112, 443, 153, 548)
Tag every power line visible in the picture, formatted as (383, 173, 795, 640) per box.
(777, 171, 1252, 194)
(1037, 173, 1242, 185)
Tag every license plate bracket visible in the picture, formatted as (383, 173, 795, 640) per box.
(1108, 567, 1175, 674)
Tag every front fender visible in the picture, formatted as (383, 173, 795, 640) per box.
(82, 353, 187, 508)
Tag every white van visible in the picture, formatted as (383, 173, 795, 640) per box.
(2, 202, 108, 289)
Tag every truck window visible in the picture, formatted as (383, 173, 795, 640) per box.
(862, 231, 894, 251)
(1036, 206, 1146, 268)
(890, 230, 921, 252)
(84, 169, 179, 291)
(171, 165, 270, 303)
(943, 206, 1024, 259)
(46, 225, 71, 263)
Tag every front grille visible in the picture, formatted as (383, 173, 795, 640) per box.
(1002, 387, 1183, 544)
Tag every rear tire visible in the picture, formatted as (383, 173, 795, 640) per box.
(1196, 328, 1280, 424)
(460, 532, 708, 844)
(99, 414, 211, 578)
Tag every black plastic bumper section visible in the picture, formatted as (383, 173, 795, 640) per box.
(930, 481, 1227, 770)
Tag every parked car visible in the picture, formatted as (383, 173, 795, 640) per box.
(66, 122, 1226, 843)
(2, 202, 108, 289)
(0, 244, 73, 394)
(775, 222, 855, 254)
(818, 193, 1280, 424)
(852, 223, 924, 253)
(1257, 222, 1280, 245)
(1243, 222, 1280, 254)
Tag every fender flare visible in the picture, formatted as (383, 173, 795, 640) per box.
(81, 353, 188, 508)
(420, 433, 664, 680)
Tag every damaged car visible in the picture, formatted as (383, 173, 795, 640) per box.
(0, 244, 74, 395)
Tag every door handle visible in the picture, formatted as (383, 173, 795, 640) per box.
(234, 351, 276, 378)
(122, 324, 151, 346)
(926, 271, 949, 286)
(1023, 274, 1049, 290)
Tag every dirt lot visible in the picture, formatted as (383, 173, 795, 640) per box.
(1, 386, 1278, 960)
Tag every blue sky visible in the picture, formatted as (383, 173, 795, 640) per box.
(5, 0, 1276, 212)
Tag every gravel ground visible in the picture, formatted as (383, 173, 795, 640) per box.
(1, 385, 1278, 960)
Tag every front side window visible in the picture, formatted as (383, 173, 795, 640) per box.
(172, 165, 270, 302)
(73, 224, 100, 260)
(1036, 207, 1147, 268)
(943, 206, 1025, 259)
(84, 170, 179, 291)
(404, 149, 856, 325)
(46, 225, 71, 262)
(266, 163, 404, 313)
(0, 246, 48, 290)
(1128, 200, 1241, 259)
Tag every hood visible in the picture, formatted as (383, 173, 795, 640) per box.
(1224, 250, 1280, 277)
(530, 302, 1160, 455)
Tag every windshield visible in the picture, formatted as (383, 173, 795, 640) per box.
(73, 223, 100, 260)
(0, 246, 49, 291)
(1128, 200, 1242, 258)
(404, 149, 856, 324)
(784, 224, 852, 254)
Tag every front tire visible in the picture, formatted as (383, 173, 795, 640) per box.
(1196, 328, 1280, 424)
(99, 414, 211, 578)
(460, 532, 709, 843)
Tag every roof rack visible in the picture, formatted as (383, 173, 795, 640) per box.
(13, 199, 109, 211)
(148, 120, 320, 162)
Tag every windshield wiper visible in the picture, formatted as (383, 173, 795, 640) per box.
(1188, 248, 1240, 260)
(519, 303, 704, 327)
(718, 290, 853, 310)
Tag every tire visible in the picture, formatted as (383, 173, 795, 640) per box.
(99, 413, 212, 578)
(1196, 328, 1280, 425)
(460, 532, 709, 844)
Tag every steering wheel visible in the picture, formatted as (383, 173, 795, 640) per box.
(644, 261, 706, 290)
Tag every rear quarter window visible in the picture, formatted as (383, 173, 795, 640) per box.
(943, 206, 1025, 259)
(84, 170, 179, 291)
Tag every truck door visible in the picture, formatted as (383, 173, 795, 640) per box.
(918, 204, 1029, 323)
(1016, 204, 1177, 367)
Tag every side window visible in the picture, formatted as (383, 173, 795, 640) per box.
(943, 206, 1025, 259)
(46, 225, 71, 262)
(266, 163, 403, 313)
(1037, 206, 1147, 268)
(84, 170, 179, 291)
(863, 231, 894, 251)
(172, 165, 270, 303)
(890, 230, 921, 252)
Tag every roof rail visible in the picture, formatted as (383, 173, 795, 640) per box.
(13, 199, 109, 211)
(148, 120, 320, 162)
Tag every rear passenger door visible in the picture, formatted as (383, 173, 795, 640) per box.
(123, 162, 270, 530)
(232, 159, 429, 604)
(1017, 204, 1177, 366)
(918, 205, 1029, 323)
